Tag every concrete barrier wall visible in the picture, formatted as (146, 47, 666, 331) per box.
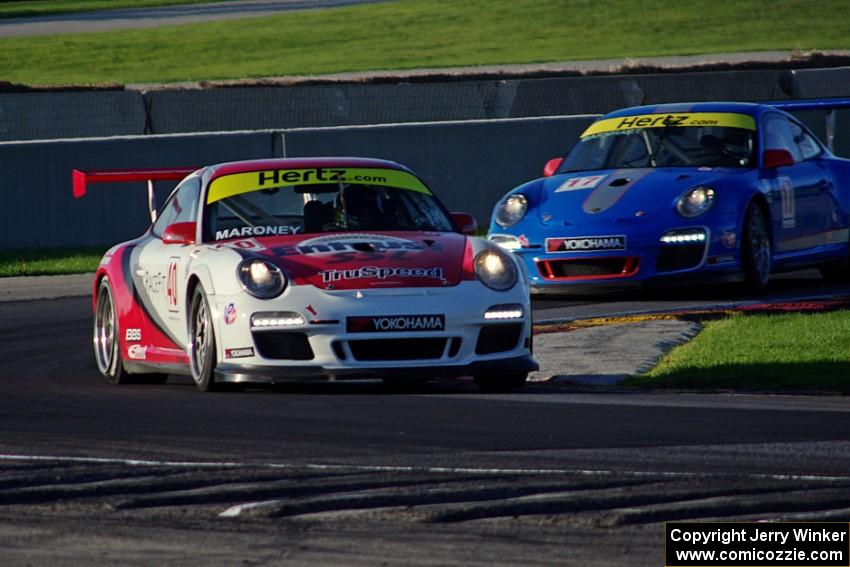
(0, 91, 145, 142)
(0, 117, 595, 248)
(9, 67, 850, 140)
(2, 107, 849, 250)
(145, 82, 493, 133)
(790, 67, 850, 99)
(281, 115, 597, 224)
(0, 131, 277, 248)
(506, 70, 793, 117)
(148, 70, 793, 133)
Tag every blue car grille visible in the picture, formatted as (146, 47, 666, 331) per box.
(537, 257, 640, 280)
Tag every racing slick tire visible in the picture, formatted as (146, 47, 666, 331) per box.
(473, 373, 528, 393)
(93, 277, 167, 385)
(741, 202, 772, 295)
(189, 285, 220, 392)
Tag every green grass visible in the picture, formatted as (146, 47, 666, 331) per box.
(0, 248, 104, 277)
(0, 0, 228, 19)
(1, 0, 848, 85)
(625, 311, 850, 391)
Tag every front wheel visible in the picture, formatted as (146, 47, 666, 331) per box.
(189, 286, 219, 392)
(741, 203, 771, 295)
(473, 373, 528, 393)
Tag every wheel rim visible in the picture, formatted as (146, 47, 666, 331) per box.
(749, 210, 771, 284)
(190, 295, 210, 382)
(93, 284, 116, 374)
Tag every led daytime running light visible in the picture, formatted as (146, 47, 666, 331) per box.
(251, 312, 305, 328)
(660, 231, 707, 244)
(484, 304, 524, 320)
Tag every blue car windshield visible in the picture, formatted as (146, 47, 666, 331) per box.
(559, 126, 756, 172)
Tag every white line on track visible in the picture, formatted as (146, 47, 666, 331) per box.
(2, 453, 849, 484)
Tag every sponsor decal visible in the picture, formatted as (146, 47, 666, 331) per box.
(321, 266, 444, 284)
(778, 176, 796, 229)
(211, 239, 267, 252)
(517, 234, 530, 248)
(721, 230, 737, 249)
(207, 168, 432, 204)
(295, 234, 423, 256)
(224, 303, 237, 325)
(125, 328, 142, 342)
(546, 235, 627, 253)
(128, 344, 147, 360)
(214, 225, 301, 241)
(305, 305, 317, 316)
(347, 314, 445, 333)
(166, 257, 179, 311)
(225, 347, 255, 359)
(555, 175, 606, 192)
(581, 112, 756, 138)
(708, 254, 735, 265)
(141, 270, 167, 297)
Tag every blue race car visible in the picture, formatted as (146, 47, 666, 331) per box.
(488, 101, 850, 294)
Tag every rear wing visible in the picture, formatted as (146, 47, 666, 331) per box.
(768, 98, 850, 154)
(72, 167, 197, 223)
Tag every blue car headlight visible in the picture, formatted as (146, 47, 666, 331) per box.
(237, 259, 287, 299)
(676, 186, 716, 218)
(495, 194, 528, 227)
(474, 247, 518, 291)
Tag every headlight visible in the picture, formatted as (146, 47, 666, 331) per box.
(676, 186, 716, 218)
(474, 248, 518, 291)
(237, 259, 286, 299)
(495, 194, 528, 227)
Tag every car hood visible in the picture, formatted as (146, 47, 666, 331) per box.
(239, 231, 467, 290)
(535, 167, 744, 226)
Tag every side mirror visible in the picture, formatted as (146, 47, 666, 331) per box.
(543, 157, 563, 177)
(763, 149, 794, 169)
(162, 222, 197, 245)
(450, 212, 478, 235)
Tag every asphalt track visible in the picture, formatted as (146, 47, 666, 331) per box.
(2, 273, 850, 565)
(0, 0, 387, 37)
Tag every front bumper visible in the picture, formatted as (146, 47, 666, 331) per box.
(215, 354, 538, 383)
(496, 222, 741, 291)
(207, 281, 536, 382)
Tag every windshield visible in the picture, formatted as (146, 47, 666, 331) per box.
(561, 113, 757, 172)
(203, 167, 454, 242)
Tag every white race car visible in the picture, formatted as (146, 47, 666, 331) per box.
(75, 158, 537, 392)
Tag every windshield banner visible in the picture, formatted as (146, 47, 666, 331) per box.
(207, 167, 432, 204)
(581, 112, 757, 138)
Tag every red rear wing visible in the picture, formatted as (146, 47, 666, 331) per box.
(72, 167, 197, 222)
(72, 167, 197, 198)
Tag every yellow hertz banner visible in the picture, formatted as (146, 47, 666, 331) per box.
(207, 167, 432, 204)
(581, 112, 757, 138)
